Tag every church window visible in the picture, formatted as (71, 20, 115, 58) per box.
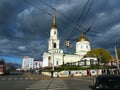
(84, 59, 87, 66)
(86, 45, 88, 49)
(48, 56, 51, 60)
(54, 31, 56, 34)
(81, 46, 83, 48)
(53, 43, 56, 48)
(56, 61, 59, 65)
(86, 46, 89, 49)
(90, 59, 94, 65)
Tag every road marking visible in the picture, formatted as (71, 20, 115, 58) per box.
(20, 77, 23, 80)
(0, 76, 35, 81)
(14, 77, 17, 80)
(30, 78, 33, 80)
(8, 77, 12, 80)
(26, 88, 38, 90)
(1, 78, 6, 80)
(26, 80, 68, 90)
(25, 77, 28, 80)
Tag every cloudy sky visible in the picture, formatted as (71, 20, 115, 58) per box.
(0, 0, 120, 63)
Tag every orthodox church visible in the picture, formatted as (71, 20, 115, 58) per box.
(42, 14, 91, 67)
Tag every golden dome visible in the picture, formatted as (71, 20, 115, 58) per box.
(77, 33, 89, 42)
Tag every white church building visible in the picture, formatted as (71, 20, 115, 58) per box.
(42, 14, 92, 67)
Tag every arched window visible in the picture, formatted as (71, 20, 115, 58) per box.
(54, 31, 56, 34)
(56, 61, 59, 65)
(81, 45, 83, 49)
(86, 45, 88, 49)
(53, 43, 56, 48)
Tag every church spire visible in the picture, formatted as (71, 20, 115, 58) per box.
(52, 10, 57, 28)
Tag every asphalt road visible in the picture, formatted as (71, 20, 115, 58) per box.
(0, 71, 92, 90)
(65, 80, 92, 90)
(26, 79, 92, 90)
(0, 80, 37, 90)
(0, 71, 37, 90)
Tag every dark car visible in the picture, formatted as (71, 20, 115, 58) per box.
(89, 74, 120, 90)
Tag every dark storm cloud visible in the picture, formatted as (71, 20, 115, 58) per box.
(17, 7, 51, 38)
(0, 0, 29, 57)
(0, 0, 27, 38)
(0, 0, 120, 59)
(78, 0, 120, 54)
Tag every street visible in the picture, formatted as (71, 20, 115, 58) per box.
(0, 72, 92, 90)
(26, 79, 92, 90)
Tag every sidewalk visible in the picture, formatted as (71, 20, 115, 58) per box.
(25, 72, 94, 80)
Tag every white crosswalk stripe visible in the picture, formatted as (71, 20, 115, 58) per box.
(8, 77, 12, 80)
(1, 78, 6, 80)
(15, 77, 18, 80)
(0, 77, 34, 81)
(20, 77, 23, 80)
(26, 80, 68, 90)
(25, 77, 28, 80)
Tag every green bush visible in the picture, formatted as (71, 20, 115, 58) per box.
(42, 65, 118, 72)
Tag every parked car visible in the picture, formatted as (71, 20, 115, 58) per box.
(89, 74, 120, 90)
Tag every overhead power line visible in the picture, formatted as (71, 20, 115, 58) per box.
(67, 0, 95, 43)
(38, 0, 56, 11)
(30, 11, 41, 30)
(24, 0, 52, 16)
(23, 0, 120, 50)
(24, 0, 114, 41)
(80, 0, 94, 24)
(24, 0, 95, 35)
(24, 0, 72, 26)
(68, 0, 91, 40)
(38, 0, 95, 41)
(37, 0, 93, 30)
(38, 0, 77, 25)
(24, 0, 95, 47)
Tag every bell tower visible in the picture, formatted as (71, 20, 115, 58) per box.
(48, 12, 61, 53)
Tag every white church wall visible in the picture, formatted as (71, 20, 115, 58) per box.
(76, 41, 91, 56)
(81, 57, 98, 65)
(63, 54, 82, 64)
(53, 53, 63, 66)
(43, 53, 50, 67)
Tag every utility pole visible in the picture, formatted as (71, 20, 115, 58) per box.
(52, 49, 54, 71)
(115, 46, 119, 71)
(51, 39, 54, 78)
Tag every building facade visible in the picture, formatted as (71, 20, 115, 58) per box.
(22, 56, 42, 70)
(34, 60, 43, 69)
(42, 14, 91, 67)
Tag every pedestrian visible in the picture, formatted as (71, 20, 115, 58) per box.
(107, 69, 110, 74)
(30, 68, 33, 74)
(68, 70, 71, 77)
(87, 70, 91, 76)
(102, 69, 105, 74)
